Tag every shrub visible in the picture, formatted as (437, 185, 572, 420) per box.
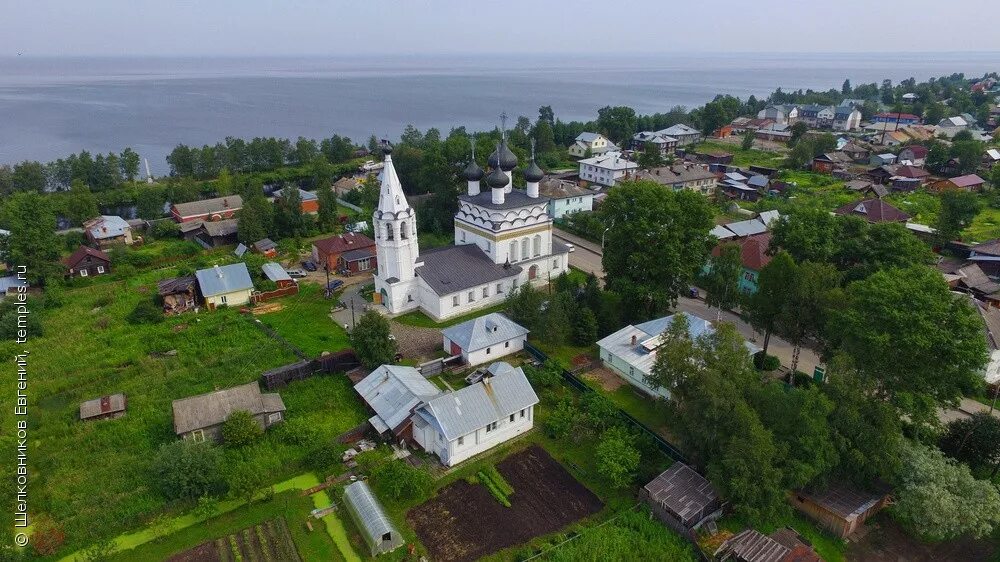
(31, 519, 66, 556)
(596, 426, 641, 489)
(753, 352, 780, 371)
(370, 460, 433, 503)
(221, 410, 263, 448)
(127, 299, 163, 325)
(524, 360, 563, 389)
(152, 440, 225, 501)
(149, 220, 179, 240)
(306, 441, 346, 476)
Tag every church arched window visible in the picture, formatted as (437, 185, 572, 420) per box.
(521, 239, 529, 260)
(509, 241, 517, 261)
(533, 235, 541, 257)
(386, 222, 394, 241)
(400, 221, 408, 240)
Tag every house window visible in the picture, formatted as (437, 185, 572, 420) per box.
(220, 295, 228, 305)
(485, 421, 497, 433)
(552, 259, 558, 268)
(458, 436, 464, 446)
(468, 291, 475, 303)
(496, 283, 503, 294)
(97, 265, 105, 274)
(460, 230, 466, 242)
(486, 347, 491, 355)
(482, 286, 489, 298)
(267, 413, 281, 424)
(521, 238, 529, 258)
(79, 269, 88, 277)
(509, 414, 515, 422)
(520, 409, 525, 418)
(191, 429, 205, 443)
(504, 341, 510, 348)
(453, 295, 460, 306)
(533, 235, 541, 256)
(509, 241, 517, 261)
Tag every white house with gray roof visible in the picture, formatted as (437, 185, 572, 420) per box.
(411, 362, 538, 466)
(578, 151, 639, 187)
(194, 262, 254, 309)
(568, 132, 617, 158)
(441, 312, 528, 366)
(597, 312, 758, 399)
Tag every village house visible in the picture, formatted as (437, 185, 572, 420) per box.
(869, 153, 897, 167)
(567, 132, 617, 158)
(578, 151, 639, 187)
(757, 104, 799, 124)
(632, 163, 719, 196)
(441, 312, 528, 366)
(252, 238, 278, 257)
(83, 215, 134, 248)
(273, 187, 319, 214)
(538, 177, 595, 218)
(812, 152, 854, 174)
(840, 141, 872, 164)
(194, 262, 254, 309)
(898, 145, 929, 166)
(79, 393, 127, 422)
(834, 199, 910, 224)
(871, 112, 921, 127)
(411, 361, 538, 466)
(157, 275, 198, 314)
(333, 176, 363, 196)
(712, 232, 773, 294)
(355, 364, 442, 438)
(754, 123, 793, 143)
(791, 482, 890, 539)
(631, 131, 678, 156)
(312, 232, 377, 271)
(889, 165, 931, 191)
(170, 195, 243, 223)
(658, 123, 703, 145)
(710, 210, 781, 241)
(597, 312, 758, 399)
(181, 219, 238, 248)
(969, 239, 1000, 277)
(983, 148, 1000, 169)
(642, 463, 722, 540)
(799, 105, 835, 128)
(64, 245, 111, 278)
(933, 174, 987, 192)
(171, 381, 286, 442)
(833, 105, 863, 131)
(337, 247, 377, 276)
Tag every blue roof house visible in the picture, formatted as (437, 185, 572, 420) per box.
(195, 263, 254, 309)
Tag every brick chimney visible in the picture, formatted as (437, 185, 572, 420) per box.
(631, 334, 637, 346)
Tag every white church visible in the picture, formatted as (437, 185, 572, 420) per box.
(372, 136, 570, 320)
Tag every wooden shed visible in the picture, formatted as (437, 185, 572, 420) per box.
(79, 394, 127, 421)
(641, 462, 722, 540)
(791, 482, 890, 538)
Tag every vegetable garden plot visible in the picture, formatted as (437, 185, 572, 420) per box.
(407, 446, 603, 562)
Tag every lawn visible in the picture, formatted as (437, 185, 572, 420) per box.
(257, 282, 351, 356)
(106, 491, 341, 562)
(0, 243, 368, 556)
(394, 301, 509, 328)
(696, 140, 787, 169)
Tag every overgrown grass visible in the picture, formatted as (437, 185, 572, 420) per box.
(718, 511, 847, 562)
(696, 140, 787, 169)
(257, 282, 351, 356)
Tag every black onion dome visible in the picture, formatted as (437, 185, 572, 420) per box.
(488, 140, 518, 171)
(381, 142, 393, 156)
(463, 159, 484, 181)
(485, 166, 509, 189)
(524, 159, 544, 182)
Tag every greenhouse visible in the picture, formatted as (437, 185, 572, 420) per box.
(343, 480, 405, 556)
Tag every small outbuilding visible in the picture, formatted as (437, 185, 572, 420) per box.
(261, 262, 296, 289)
(157, 275, 198, 314)
(791, 482, 890, 538)
(440, 312, 529, 366)
(641, 462, 722, 539)
(79, 393, 127, 421)
(253, 238, 278, 258)
(172, 381, 285, 442)
(342, 480, 404, 556)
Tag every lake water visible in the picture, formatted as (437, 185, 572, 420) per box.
(0, 52, 997, 173)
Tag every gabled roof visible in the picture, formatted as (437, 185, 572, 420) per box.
(63, 245, 111, 268)
(834, 199, 910, 223)
(714, 232, 773, 272)
(415, 244, 521, 296)
(194, 263, 254, 297)
(893, 165, 929, 179)
(157, 275, 196, 295)
(313, 232, 376, 255)
(172, 195, 243, 219)
(578, 152, 638, 171)
(261, 262, 291, 283)
(715, 529, 790, 562)
(201, 219, 238, 237)
(643, 463, 720, 526)
(84, 215, 130, 240)
(441, 313, 528, 353)
(80, 393, 126, 420)
(575, 132, 604, 143)
(274, 187, 318, 202)
(171, 382, 284, 435)
(355, 365, 441, 433)
(253, 238, 277, 252)
(414, 362, 538, 441)
(796, 482, 889, 522)
(658, 124, 700, 136)
(949, 174, 986, 188)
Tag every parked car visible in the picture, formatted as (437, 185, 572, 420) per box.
(302, 260, 317, 272)
(286, 269, 307, 278)
(565, 243, 575, 253)
(326, 280, 344, 291)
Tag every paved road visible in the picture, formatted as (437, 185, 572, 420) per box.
(553, 227, 821, 374)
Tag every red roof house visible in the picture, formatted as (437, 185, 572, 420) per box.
(311, 233, 376, 271)
(63, 246, 112, 278)
(934, 174, 987, 192)
(834, 199, 910, 223)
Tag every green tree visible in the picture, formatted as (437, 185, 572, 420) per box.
(893, 442, 1000, 541)
(992, 165, 1000, 190)
(637, 141, 664, 169)
(939, 412, 1000, 475)
(834, 220, 933, 282)
(351, 310, 398, 368)
(951, 140, 985, 175)
(775, 261, 840, 371)
(573, 307, 599, 346)
(151, 440, 225, 501)
(505, 284, 544, 331)
(595, 426, 641, 489)
(646, 313, 698, 393)
(11, 160, 47, 192)
(370, 459, 434, 502)
(236, 193, 273, 244)
(136, 188, 166, 219)
(221, 410, 264, 447)
(740, 129, 755, 151)
(770, 208, 840, 264)
(596, 106, 638, 144)
(831, 266, 988, 427)
(539, 291, 575, 346)
(789, 122, 809, 145)
(273, 187, 305, 238)
(5, 192, 61, 283)
(746, 251, 797, 356)
(544, 397, 581, 439)
(63, 180, 99, 226)
(226, 460, 271, 504)
(935, 190, 981, 244)
(841, 79, 852, 96)
(317, 184, 339, 232)
(119, 147, 141, 182)
(786, 139, 814, 169)
(602, 180, 714, 320)
(703, 243, 742, 313)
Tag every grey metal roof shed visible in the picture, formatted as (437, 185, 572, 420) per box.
(342, 481, 404, 556)
(441, 312, 529, 353)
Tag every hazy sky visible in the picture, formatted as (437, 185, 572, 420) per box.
(3, 0, 999, 57)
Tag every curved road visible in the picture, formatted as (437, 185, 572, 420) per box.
(553, 227, 821, 375)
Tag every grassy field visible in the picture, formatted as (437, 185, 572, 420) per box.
(0, 241, 366, 556)
(394, 301, 509, 328)
(257, 282, 351, 356)
(696, 140, 787, 169)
